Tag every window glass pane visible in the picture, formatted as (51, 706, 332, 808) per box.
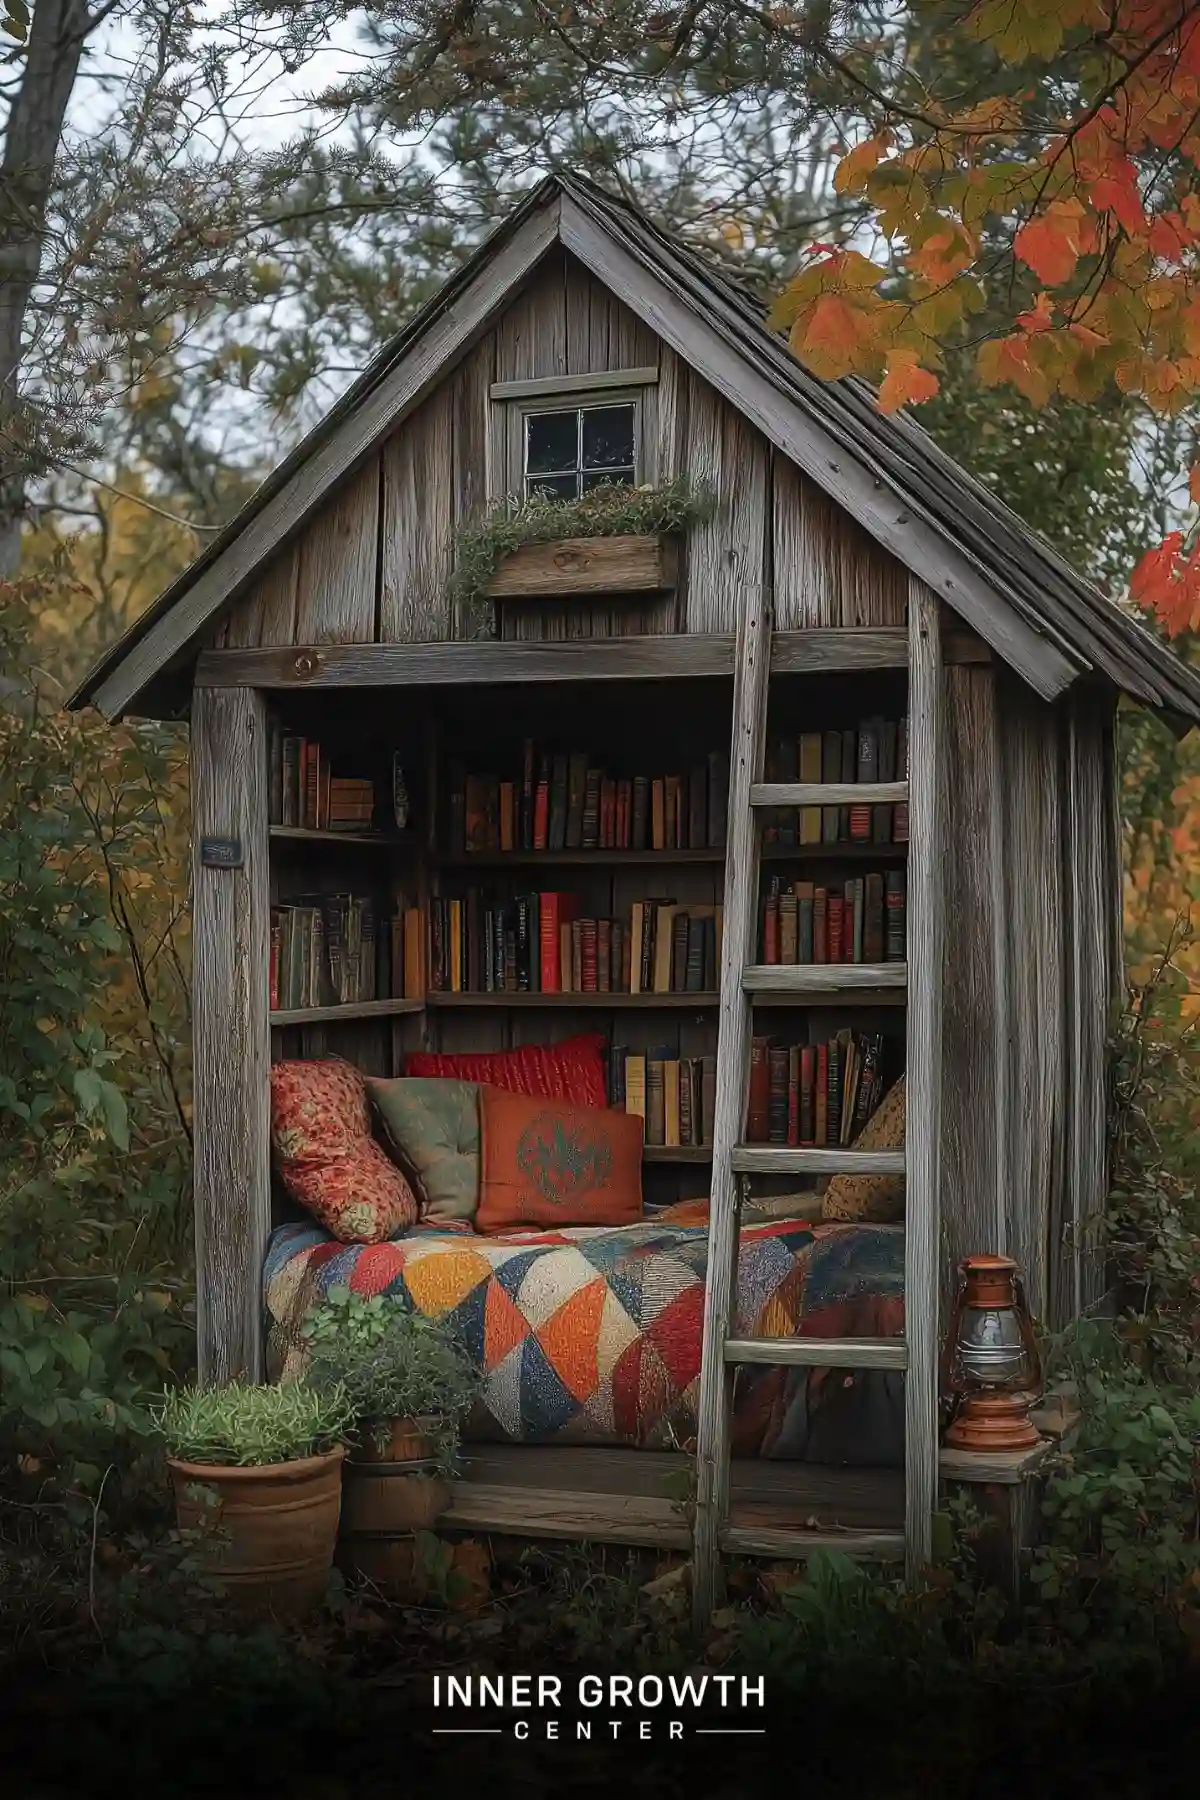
(526, 410, 578, 476)
(581, 468, 635, 493)
(581, 404, 635, 470)
(526, 472, 579, 501)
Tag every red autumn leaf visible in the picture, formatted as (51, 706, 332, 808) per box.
(1014, 211, 1086, 286)
(1149, 212, 1192, 261)
(1130, 532, 1183, 609)
(1089, 165, 1148, 235)
(1017, 292, 1055, 333)
(1189, 465, 1200, 506)
(877, 350, 941, 412)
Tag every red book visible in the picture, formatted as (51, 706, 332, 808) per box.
(763, 894, 780, 964)
(269, 909, 282, 1011)
(747, 1037, 771, 1143)
(799, 1046, 816, 1145)
(533, 779, 550, 851)
(816, 1043, 829, 1146)
(787, 1046, 800, 1146)
(814, 888, 828, 964)
(827, 895, 844, 965)
(539, 893, 579, 993)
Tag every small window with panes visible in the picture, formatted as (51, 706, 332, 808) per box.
(523, 401, 637, 500)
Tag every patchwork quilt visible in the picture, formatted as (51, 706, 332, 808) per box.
(263, 1198, 906, 1464)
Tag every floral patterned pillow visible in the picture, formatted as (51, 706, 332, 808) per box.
(269, 1058, 419, 1244)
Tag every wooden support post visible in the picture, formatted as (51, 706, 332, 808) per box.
(191, 685, 272, 1384)
(905, 578, 944, 1583)
(691, 587, 772, 1626)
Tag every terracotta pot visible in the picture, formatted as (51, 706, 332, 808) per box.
(341, 1464, 451, 1537)
(168, 1445, 344, 1618)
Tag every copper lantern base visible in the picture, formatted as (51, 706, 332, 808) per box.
(943, 1391, 1042, 1453)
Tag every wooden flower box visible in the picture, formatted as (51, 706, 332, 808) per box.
(485, 533, 679, 599)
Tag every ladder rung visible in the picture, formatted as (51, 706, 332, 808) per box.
(744, 962, 907, 994)
(750, 782, 908, 807)
(731, 1146, 904, 1175)
(720, 1524, 905, 1560)
(724, 1336, 908, 1370)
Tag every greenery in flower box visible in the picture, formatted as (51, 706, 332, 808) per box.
(300, 1288, 479, 1473)
(449, 476, 715, 624)
(154, 1380, 354, 1467)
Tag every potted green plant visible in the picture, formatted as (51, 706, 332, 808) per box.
(301, 1289, 479, 1538)
(155, 1379, 353, 1618)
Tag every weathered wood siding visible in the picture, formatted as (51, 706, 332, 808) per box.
(216, 248, 909, 650)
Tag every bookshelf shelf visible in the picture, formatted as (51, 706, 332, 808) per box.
(752, 989, 907, 1009)
(270, 998, 425, 1027)
(436, 844, 906, 867)
(426, 991, 720, 1009)
(643, 1145, 713, 1164)
(270, 827, 414, 848)
(438, 848, 725, 867)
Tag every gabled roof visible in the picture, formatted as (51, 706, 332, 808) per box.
(71, 171, 1200, 727)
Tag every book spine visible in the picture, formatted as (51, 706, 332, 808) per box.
(747, 1037, 771, 1143)
(499, 781, 515, 853)
(851, 722, 877, 840)
(540, 893, 562, 993)
(799, 1046, 816, 1146)
(885, 869, 906, 961)
(786, 1046, 800, 1147)
(609, 1044, 628, 1109)
(269, 910, 282, 1011)
(796, 882, 814, 963)
(625, 1055, 647, 1125)
(814, 887, 828, 964)
(822, 730, 841, 843)
(768, 1045, 789, 1145)
(865, 872, 885, 964)
(874, 719, 897, 844)
(893, 715, 909, 842)
(798, 733, 822, 843)
(566, 751, 588, 850)
(521, 739, 535, 851)
(645, 1056, 665, 1147)
(650, 779, 666, 852)
(815, 1042, 829, 1147)
(534, 775, 550, 852)
(827, 893, 844, 965)
(631, 776, 650, 850)
(701, 1056, 716, 1146)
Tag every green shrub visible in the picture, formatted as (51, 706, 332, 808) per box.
(301, 1287, 478, 1470)
(154, 1381, 353, 1466)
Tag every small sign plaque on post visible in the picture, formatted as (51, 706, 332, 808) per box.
(200, 836, 244, 869)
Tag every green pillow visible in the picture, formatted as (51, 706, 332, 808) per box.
(364, 1077, 481, 1226)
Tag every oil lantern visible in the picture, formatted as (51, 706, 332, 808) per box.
(941, 1254, 1043, 1452)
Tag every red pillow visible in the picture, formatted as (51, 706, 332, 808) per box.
(405, 1033, 607, 1109)
(476, 1087, 644, 1235)
(269, 1058, 419, 1245)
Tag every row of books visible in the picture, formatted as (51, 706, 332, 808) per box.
(761, 872, 905, 965)
(763, 717, 908, 847)
(609, 1049, 716, 1148)
(267, 728, 410, 833)
(447, 745, 729, 854)
(270, 893, 380, 1012)
(427, 893, 724, 996)
(747, 1031, 891, 1147)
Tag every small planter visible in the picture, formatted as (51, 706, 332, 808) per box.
(168, 1445, 344, 1619)
(485, 533, 678, 599)
(340, 1415, 452, 1585)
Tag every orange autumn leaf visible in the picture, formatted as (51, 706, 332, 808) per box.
(796, 293, 875, 379)
(1189, 464, 1200, 505)
(1014, 202, 1093, 286)
(878, 350, 941, 412)
(834, 131, 891, 194)
(1017, 292, 1055, 333)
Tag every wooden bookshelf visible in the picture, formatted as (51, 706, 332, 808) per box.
(643, 1145, 713, 1164)
(436, 843, 906, 867)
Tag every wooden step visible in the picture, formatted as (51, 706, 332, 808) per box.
(720, 1524, 905, 1560)
(744, 963, 907, 995)
(724, 1336, 907, 1370)
(731, 1146, 904, 1175)
(443, 1482, 689, 1549)
(751, 782, 908, 807)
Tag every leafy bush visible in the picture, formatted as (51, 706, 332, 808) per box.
(0, 578, 192, 1512)
(154, 1381, 353, 1466)
(301, 1288, 478, 1470)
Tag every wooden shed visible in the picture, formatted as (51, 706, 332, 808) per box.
(71, 173, 1200, 1606)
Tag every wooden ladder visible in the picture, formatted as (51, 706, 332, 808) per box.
(691, 580, 944, 1622)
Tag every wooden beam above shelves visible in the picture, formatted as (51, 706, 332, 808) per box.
(426, 990, 718, 1009)
(196, 626, 987, 691)
(270, 997, 425, 1027)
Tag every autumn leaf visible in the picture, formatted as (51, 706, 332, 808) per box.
(834, 132, 891, 194)
(796, 293, 876, 380)
(1017, 292, 1055, 333)
(1014, 199, 1095, 286)
(878, 349, 940, 412)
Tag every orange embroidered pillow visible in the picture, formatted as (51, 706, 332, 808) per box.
(269, 1058, 419, 1245)
(476, 1088, 644, 1235)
